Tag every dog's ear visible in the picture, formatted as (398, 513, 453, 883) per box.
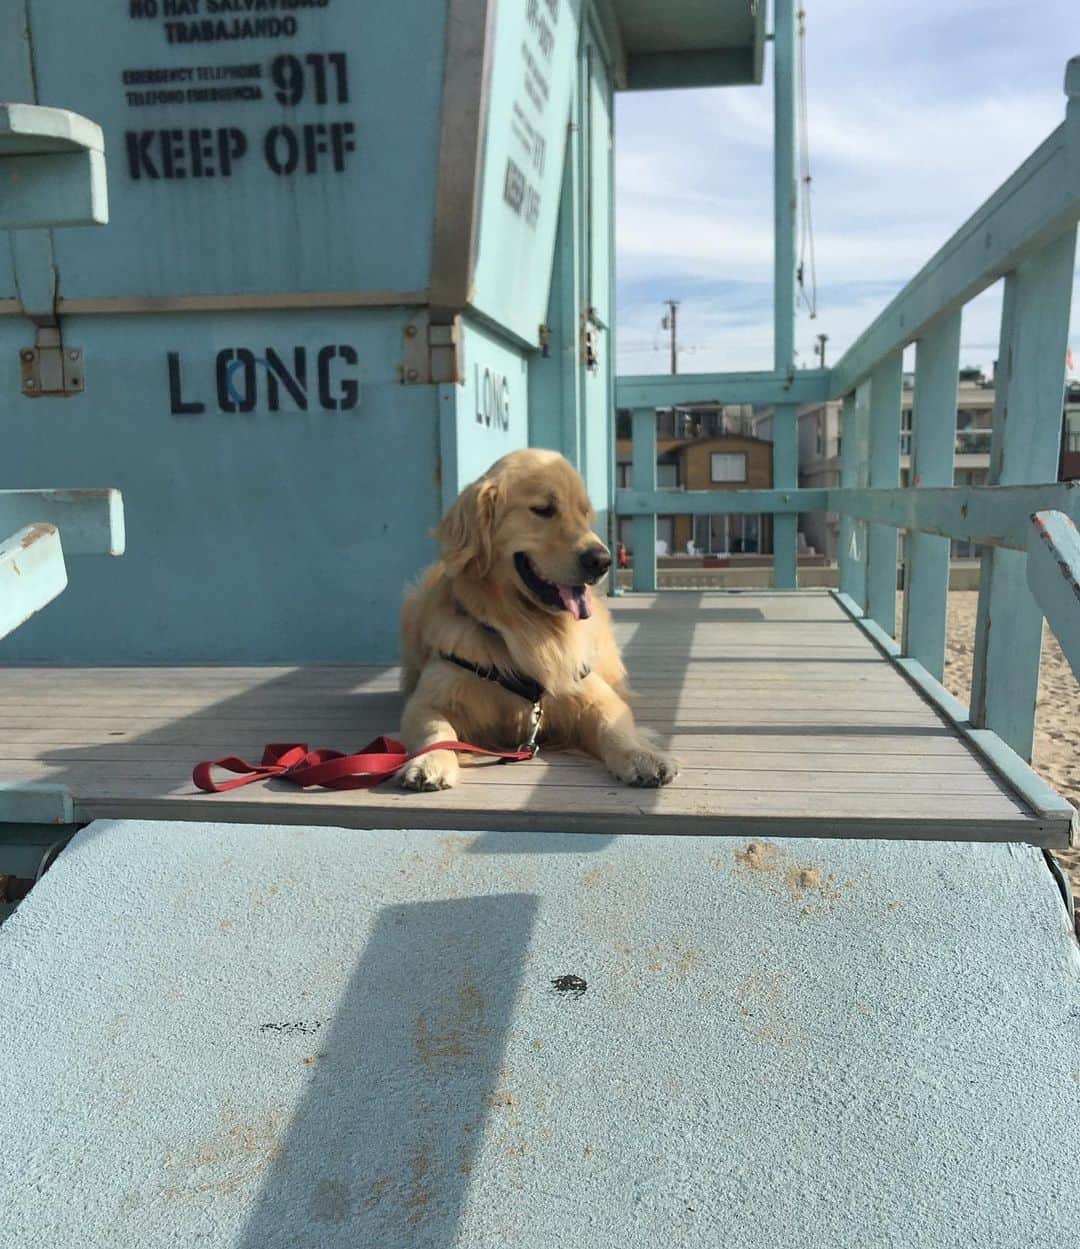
(434, 477, 501, 578)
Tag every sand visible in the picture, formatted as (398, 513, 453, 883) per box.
(940, 592, 1080, 892)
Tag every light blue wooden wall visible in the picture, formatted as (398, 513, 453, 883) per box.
(0, 0, 621, 664)
(0, 309, 441, 664)
(14, 0, 448, 299)
(527, 10, 616, 532)
(579, 23, 615, 534)
(442, 320, 531, 508)
(470, 0, 583, 346)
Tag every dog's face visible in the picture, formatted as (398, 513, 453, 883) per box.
(435, 450, 611, 620)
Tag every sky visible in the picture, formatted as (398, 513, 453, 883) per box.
(614, 0, 1080, 381)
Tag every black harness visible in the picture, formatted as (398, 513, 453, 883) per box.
(438, 650, 592, 756)
(439, 652, 547, 706)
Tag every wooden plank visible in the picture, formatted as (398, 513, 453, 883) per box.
(0, 781, 73, 824)
(829, 481, 1080, 551)
(0, 694, 937, 717)
(0, 717, 951, 745)
(0, 758, 1018, 799)
(902, 309, 961, 681)
(970, 227, 1078, 760)
(0, 679, 934, 708)
(617, 488, 828, 517)
(630, 407, 657, 592)
(865, 353, 904, 636)
(771, 404, 799, 590)
(0, 671, 399, 690)
(1026, 510, 1080, 682)
(67, 793, 1060, 843)
(836, 393, 858, 603)
(615, 369, 830, 410)
(0, 683, 922, 706)
(0, 731, 977, 757)
(0, 524, 67, 641)
(0, 489, 125, 556)
(0, 102, 105, 157)
(51, 773, 1025, 819)
(0, 746, 985, 773)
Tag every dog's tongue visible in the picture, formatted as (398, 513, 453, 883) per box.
(556, 584, 592, 620)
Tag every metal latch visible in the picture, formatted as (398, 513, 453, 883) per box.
(580, 306, 604, 372)
(20, 327, 83, 397)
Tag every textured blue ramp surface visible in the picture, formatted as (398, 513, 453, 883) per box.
(1, 821, 1079, 1248)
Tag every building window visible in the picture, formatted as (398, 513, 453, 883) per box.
(617, 459, 677, 488)
(815, 415, 824, 457)
(656, 452, 680, 488)
(956, 429, 991, 455)
(692, 514, 761, 555)
(710, 452, 747, 483)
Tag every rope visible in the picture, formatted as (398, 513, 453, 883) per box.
(796, 6, 818, 319)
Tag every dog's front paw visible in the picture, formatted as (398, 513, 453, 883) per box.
(608, 746, 679, 788)
(400, 749, 460, 792)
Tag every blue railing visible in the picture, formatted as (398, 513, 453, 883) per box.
(614, 57, 1080, 800)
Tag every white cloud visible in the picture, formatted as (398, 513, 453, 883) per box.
(614, 2, 1080, 379)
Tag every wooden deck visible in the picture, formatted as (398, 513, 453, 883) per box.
(0, 591, 1070, 842)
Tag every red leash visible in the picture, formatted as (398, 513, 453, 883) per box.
(193, 738, 535, 793)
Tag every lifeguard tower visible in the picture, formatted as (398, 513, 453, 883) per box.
(1, 3, 1079, 1244)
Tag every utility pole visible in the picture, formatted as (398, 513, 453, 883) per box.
(662, 300, 680, 374)
(815, 333, 828, 368)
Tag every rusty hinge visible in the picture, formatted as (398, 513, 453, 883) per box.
(20, 326, 84, 397)
(580, 307, 602, 373)
(401, 310, 463, 385)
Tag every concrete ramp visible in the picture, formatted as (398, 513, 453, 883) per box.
(2, 819, 1079, 1247)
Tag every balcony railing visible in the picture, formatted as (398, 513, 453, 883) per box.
(900, 429, 993, 456)
(613, 56, 1080, 806)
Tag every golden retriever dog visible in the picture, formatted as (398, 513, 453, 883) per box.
(398, 449, 679, 791)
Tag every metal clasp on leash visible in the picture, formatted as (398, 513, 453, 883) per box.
(517, 702, 543, 757)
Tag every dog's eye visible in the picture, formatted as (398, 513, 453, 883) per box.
(530, 503, 557, 518)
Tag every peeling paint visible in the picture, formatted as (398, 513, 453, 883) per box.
(19, 521, 57, 548)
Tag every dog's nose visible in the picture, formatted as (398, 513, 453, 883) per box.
(579, 544, 612, 583)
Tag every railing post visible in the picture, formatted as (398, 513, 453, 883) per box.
(772, 403, 799, 589)
(630, 407, 657, 592)
(901, 309, 961, 681)
(970, 226, 1078, 759)
(838, 383, 870, 608)
(866, 353, 904, 636)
